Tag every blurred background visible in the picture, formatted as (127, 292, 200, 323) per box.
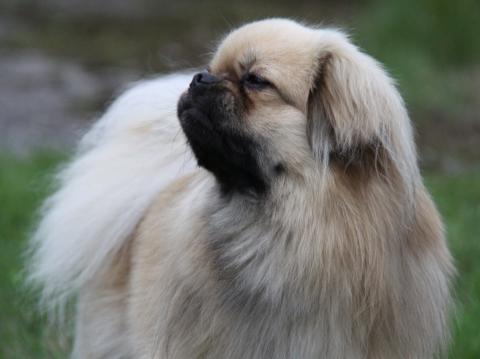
(0, 0, 478, 357)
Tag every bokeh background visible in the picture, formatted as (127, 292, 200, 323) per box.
(0, 0, 478, 357)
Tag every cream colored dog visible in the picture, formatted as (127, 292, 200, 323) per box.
(30, 19, 454, 358)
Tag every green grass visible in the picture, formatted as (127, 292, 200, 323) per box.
(0, 153, 479, 357)
(354, 0, 480, 113)
(426, 173, 480, 358)
(0, 153, 69, 358)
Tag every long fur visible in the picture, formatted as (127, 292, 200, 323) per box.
(29, 19, 454, 359)
(28, 73, 196, 312)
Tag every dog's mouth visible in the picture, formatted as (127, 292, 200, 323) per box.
(177, 89, 225, 151)
(177, 80, 235, 128)
(177, 80, 268, 195)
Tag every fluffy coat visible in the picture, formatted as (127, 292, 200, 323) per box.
(29, 19, 454, 359)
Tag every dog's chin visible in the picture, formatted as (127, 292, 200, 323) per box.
(177, 91, 268, 195)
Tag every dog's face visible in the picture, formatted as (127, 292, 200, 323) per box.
(178, 19, 415, 196)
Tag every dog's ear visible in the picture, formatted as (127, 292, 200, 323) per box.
(307, 33, 396, 174)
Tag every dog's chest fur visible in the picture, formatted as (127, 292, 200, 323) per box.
(129, 174, 411, 359)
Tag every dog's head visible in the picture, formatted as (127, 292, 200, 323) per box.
(178, 19, 417, 196)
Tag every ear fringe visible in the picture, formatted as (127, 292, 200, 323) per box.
(307, 29, 419, 197)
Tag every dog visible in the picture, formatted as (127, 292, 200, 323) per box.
(29, 19, 454, 358)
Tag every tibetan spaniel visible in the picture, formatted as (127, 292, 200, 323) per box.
(29, 19, 454, 359)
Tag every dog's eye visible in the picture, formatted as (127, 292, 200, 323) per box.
(242, 73, 271, 90)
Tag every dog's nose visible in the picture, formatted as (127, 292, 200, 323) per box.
(191, 71, 220, 87)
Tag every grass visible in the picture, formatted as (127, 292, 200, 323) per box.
(0, 153, 69, 358)
(0, 153, 479, 357)
(354, 0, 480, 114)
(426, 173, 480, 358)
